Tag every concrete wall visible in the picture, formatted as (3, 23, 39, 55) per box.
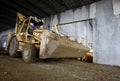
(43, 0, 120, 66)
(94, 0, 120, 66)
(0, 28, 14, 38)
(0, 28, 14, 49)
(1, 0, 120, 66)
(43, 3, 96, 48)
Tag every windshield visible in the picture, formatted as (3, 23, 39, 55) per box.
(30, 17, 44, 29)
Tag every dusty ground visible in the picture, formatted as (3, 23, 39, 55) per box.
(0, 54, 120, 81)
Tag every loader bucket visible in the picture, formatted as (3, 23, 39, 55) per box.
(39, 31, 90, 59)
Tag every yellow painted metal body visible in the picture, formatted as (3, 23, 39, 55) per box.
(82, 52, 93, 62)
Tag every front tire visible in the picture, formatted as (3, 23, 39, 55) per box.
(9, 37, 19, 57)
(22, 43, 37, 63)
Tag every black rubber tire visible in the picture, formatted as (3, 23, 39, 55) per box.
(9, 37, 19, 57)
(22, 43, 37, 63)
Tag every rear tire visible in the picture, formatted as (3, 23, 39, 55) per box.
(22, 43, 37, 63)
(9, 37, 19, 57)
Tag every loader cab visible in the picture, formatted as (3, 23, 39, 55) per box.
(15, 13, 45, 43)
(28, 17, 44, 34)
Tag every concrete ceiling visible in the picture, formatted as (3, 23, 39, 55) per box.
(0, 0, 100, 32)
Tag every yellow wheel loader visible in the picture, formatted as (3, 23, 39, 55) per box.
(5, 13, 90, 63)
